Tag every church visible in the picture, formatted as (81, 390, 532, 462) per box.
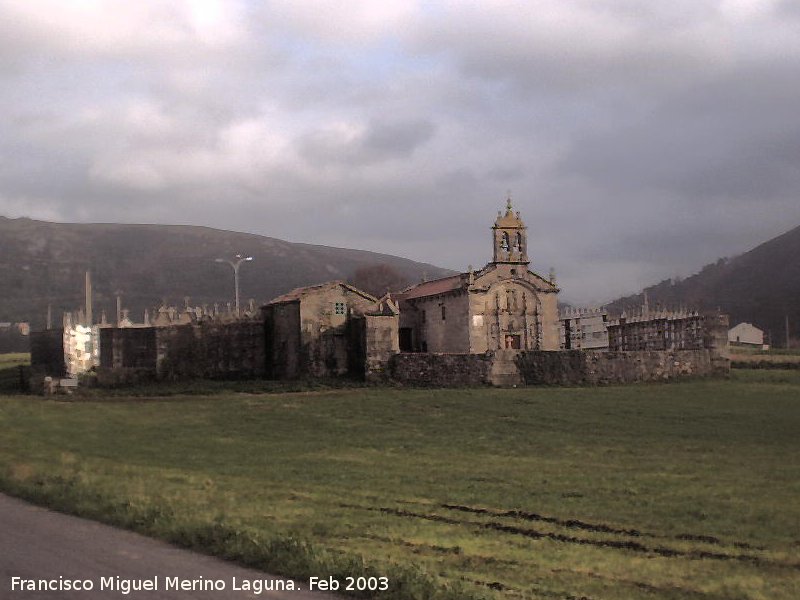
(69, 199, 561, 385)
(38, 196, 729, 388)
(395, 199, 561, 353)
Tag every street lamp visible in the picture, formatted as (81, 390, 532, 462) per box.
(215, 254, 253, 316)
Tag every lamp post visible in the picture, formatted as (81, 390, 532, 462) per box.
(215, 254, 253, 316)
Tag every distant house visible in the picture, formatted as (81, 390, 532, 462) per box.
(729, 322, 765, 347)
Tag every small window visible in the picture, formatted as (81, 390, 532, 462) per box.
(334, 302, 346, 315)
(441, 305, 446, 320)
(421, 309, 426, 323)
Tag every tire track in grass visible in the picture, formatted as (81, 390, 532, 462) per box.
(344, 505, 800, 570)
(440, 503, 764, 550)
(442, 503, 650, 538)
(550, 568, 718, 600)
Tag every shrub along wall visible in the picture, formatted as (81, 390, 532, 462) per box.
(515, 349, 729, 386)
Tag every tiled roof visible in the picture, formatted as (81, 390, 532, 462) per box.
(267, 280, 377, 305)
(397, 274, 465, 300)
(268, 282, 330, 304)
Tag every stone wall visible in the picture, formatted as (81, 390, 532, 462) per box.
(362, 313, 400, 382)
(515, 349, 729, 386)
(388, 352, 493, 387)
(263, 302, 301, 379)
(158, 320, 266, 380)
(98, 320, 266, 382)
(100, 327, 156, 370)
(416, 293, 471, 353)
(29, 329, 65, 377)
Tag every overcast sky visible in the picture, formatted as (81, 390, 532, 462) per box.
(2, 1, 799, 304)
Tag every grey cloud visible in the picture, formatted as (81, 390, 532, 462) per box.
(558, 63, 800, 203)
(362, 119, 435, 158)
(776, 0, 800, 19)
(2, 2, 800, 306)
(298, 118, 435, 167)
(408, 2, 727, 95)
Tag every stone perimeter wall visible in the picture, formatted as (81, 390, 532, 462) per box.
(387, 349, 729, 387)
(514, 349, 729, 386)
(156, 320, 266, 380)
(98, 320, 265, 384)
(84, 325, 729, 387)
(388, 353, 493, 387)
(29, 329, 66, 378)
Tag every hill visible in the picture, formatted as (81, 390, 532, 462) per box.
(0, 217, 453, 329)
(607, 224, 800, 346)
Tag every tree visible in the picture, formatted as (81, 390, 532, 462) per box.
(350, 264, 411, 298)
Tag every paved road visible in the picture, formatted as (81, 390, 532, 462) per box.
(0, 494, 342, 599)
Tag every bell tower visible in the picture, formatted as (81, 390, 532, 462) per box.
(492, 196, 529, 265)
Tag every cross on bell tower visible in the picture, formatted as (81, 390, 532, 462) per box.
(492, 194, 529, 265)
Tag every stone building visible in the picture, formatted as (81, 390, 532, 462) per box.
(396, 199, 560, 352)
(358, 294, 401, 382)
(262, 281, 380, 378)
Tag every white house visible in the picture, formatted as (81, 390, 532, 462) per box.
(728, 322, 764, 347)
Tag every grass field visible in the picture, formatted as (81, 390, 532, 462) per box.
(1, 370, 799, 599)
(730, 346, 800, 366)
(0, 352, 28, 393)
(730, 346, 800, 356)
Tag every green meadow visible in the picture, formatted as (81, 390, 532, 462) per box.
(1, 367, 799, 599)
(0, 352, 28, 393)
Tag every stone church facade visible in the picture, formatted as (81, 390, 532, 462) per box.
(396, 199, 560, 353)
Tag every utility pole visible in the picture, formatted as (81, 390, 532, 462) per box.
(214, 254, 253, 316)
(85, 271, 93, 326)
(786, 314, 791, 349)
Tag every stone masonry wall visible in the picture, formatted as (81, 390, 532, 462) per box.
(515, 349, 729, 386)
(97, 320, 266, 383)
(263, 302, 301, 379)
(29, 329, 65, 377)
(156, 320, 266, 380)
(388, 352, 493, 387)
(100, 327, 157, 370)
(363, 313, 400, 383)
